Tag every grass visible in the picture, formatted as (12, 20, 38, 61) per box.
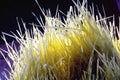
(1, 0, 120, 80)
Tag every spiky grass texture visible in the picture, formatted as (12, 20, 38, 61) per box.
(1, 0, 120, 80)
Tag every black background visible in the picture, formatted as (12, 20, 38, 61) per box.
(0, 0, 119, 44)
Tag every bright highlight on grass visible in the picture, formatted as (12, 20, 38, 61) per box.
(1, 0, 120, 80)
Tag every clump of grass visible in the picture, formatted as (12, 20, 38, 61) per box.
(1, 0, 120, 80)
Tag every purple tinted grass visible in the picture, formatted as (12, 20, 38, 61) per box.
(0, 41, 19, 80)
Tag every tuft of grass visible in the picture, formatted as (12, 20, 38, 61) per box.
(1, 0, 120, 80)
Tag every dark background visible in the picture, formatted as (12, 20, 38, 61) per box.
(0, 0, 119, 44)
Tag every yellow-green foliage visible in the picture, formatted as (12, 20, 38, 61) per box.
(1, 0, 120, 80)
